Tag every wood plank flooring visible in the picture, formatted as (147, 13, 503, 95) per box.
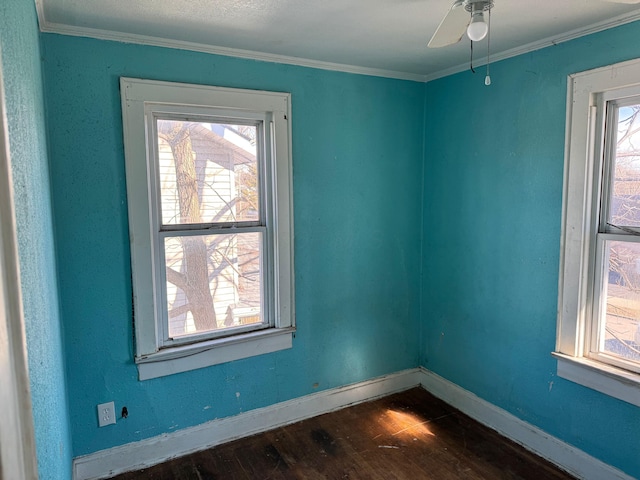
(110, 387, 575, 480)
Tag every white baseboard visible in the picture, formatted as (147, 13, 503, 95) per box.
(73, 367, 632, 480)
(418, 368, 634, 480)
(73, 368, 423, 480)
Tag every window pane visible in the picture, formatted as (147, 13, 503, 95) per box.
(157, 120, 259, 225)
(600, 240, 640, 363)
(164, 232, 263, 338)
(608, 104, 640, 227)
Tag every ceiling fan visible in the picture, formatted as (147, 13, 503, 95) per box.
(428, 0, 492, 49)
(428, 0, 640, 49)
(428, 0, 640, 85)
(427, 0, 495, 84)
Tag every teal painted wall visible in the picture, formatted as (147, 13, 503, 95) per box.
(39, 13, 640, 477)
(0, 0, 72, 478)
(422, 22, 640, 478)
(41, 34, 424, 456)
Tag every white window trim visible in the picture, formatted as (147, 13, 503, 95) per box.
(556, 58, 640, 407)
(120, 78, 294, 380)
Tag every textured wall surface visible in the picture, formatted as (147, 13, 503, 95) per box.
(38, 9, 640, 478)
(41, 34, 424, 456)
(0, 0, 72, 478)
(422, 21, 640, 478)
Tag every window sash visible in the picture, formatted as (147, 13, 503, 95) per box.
(156, 226, 270, 347)
(589, 234, 640, 374)
(147, 112, 270, 230)
(156, 227, 270, 347)
(600, 94, 640, 234)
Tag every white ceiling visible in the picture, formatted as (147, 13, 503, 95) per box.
(36, 0, 640, 81)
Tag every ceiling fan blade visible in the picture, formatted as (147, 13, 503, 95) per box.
(428, 0, 470, 48)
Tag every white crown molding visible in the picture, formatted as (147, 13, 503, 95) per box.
(36, 21, 428, 83)
(36, 6, 640, 84)
(423, 9, 640, 82)
(419, 368, 635, 480)
(34, 0, 47, 36)
(72, 368, 423, 480)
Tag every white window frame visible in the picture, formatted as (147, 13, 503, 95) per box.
(121, 78, 294, 380)
(556, 58, 640, 407)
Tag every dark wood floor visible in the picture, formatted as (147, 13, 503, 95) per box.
(110, 388, 575, 480)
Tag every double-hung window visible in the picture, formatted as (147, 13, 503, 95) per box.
(556, 58, 640, 406)
(120, 78, 294, 380)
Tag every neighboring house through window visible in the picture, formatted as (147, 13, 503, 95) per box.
(556, 58, 640, 406)
(120, 78, 294, 380)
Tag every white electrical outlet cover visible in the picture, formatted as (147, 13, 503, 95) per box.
(97, 401, 116, 427)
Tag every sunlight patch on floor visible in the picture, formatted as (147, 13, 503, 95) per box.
(383, 409, 438, 438)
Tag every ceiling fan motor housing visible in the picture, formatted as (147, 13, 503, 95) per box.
(464, 0, 494, 13)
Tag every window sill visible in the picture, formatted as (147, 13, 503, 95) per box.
(136, 327, 295, 380)
(553, 352, 640, 407)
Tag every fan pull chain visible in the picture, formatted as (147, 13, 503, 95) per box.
(485, 7, 492, 85)
(470, 39, 476, 73)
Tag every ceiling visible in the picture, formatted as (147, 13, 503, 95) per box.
(36, 0, 640, 81)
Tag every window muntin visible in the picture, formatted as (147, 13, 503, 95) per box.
(588, 96, 640, 373)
